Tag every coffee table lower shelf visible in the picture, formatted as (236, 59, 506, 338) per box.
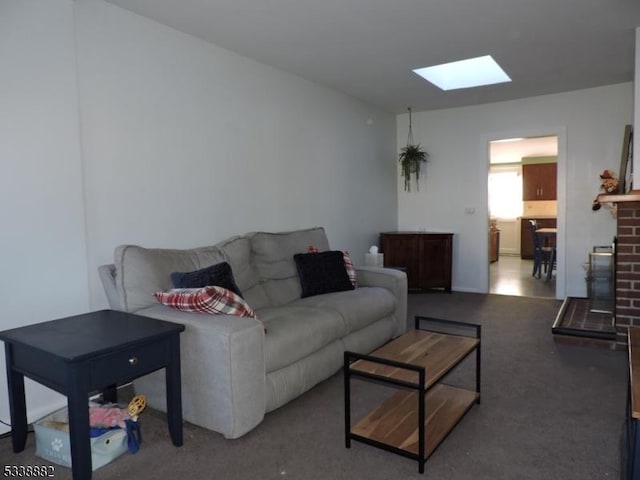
(350, 384, 478, 458)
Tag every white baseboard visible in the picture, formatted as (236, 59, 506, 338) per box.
(452, 286, 484, 294)
(0, 384, 132, 436)
(0, 398, 67, 436)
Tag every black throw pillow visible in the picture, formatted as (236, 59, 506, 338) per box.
(294, 251, 354, 298)
(170, 261, 244, 298)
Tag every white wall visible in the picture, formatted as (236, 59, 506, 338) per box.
(75, 0, 398, 308)
(0, 0, 397, 431)
(398, 83, 633, 298)
(0, 1, 90, 433)
(635, 27, 639, 188)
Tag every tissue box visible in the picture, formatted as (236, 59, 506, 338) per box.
(364, 253, 384, 267)
(34, 407, 128, 471)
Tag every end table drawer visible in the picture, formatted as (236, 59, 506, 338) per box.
(91, 340, 170, 388)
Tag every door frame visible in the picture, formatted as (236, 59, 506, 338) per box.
(483, 126, 567, 300)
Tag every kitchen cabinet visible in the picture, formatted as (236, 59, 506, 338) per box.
(380, 232, 453, 292)
(520, 217, 556, 259)
(522, 163, 557, 201)
(489, 225, 500, 263)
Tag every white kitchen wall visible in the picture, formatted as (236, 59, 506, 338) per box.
(398, 83, 633, 298)
(74, 0, 398, 308)
(0, 0, 90, 433)
(495, 220, 519, 255)
(522, 200, 558, 217)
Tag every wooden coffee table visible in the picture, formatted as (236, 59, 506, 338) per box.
(344, 316, 481, 474)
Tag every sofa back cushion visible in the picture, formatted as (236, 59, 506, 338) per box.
(114, 244, 226, 312)
(215, 235, 270, 310)
(113, 227, 330, 312)
(251, 227, 330, 307)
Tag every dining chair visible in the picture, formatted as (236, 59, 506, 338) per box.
(529, 220, 555, 279)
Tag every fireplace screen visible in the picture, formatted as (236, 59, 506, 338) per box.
(586, 245, 615, 315)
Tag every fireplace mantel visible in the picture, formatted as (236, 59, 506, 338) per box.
(597, 190, 640, 203)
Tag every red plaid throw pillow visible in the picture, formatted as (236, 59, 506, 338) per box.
(154, 286, 257, 318)
(308, 246, 357, 288)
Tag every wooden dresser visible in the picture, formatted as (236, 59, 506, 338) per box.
(379, 232, 453, 292)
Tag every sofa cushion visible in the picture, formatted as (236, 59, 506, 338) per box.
(170, 262, 243, 298)
(114, 244, 226, 312)
(294, 251, 354, 298)
(292, 286, 396, 334)
(216, 235, 271, 311)
(251, 227, 330, 306)
(257, 305, 346, 372)
(154, 286, 257, 318)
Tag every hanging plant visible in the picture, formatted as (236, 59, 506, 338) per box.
(399, 107, 429, 192)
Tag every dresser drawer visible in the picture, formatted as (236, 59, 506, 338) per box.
(90, 339, 170, 389)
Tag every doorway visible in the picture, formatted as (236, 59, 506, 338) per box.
(488, 135, 558, 298)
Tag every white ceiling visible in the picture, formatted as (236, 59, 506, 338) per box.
(104, 0, 640, 113)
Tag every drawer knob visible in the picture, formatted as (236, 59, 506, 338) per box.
(129, 357, 139, 366)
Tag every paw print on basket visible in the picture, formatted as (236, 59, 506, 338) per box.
(51, 437, 64, 452)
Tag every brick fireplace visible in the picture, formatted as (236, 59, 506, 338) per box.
(552, 194, 640, 350)
(615, 200, 640, 348)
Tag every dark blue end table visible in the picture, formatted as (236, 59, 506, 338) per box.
(0, 309, 185, 480)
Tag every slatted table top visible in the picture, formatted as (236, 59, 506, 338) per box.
(350, 329, 479, 388)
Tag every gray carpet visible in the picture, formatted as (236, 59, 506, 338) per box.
(0, 292, 629, 479)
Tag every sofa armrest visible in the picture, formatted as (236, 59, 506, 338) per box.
(130, 304, 266, 439)
(98, 264, 126, 312)
(355, 266, 408, 337)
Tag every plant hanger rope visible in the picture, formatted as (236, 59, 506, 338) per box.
(407, 107, 415, 147)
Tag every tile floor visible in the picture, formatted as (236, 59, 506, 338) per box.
(489, 254, 556, 298)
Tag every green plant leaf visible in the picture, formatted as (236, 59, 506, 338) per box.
(398, 143, 429, 191)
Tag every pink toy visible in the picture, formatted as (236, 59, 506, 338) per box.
(89, 405, 131, 429)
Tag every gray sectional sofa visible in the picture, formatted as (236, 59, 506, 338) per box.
(99, 227, 407, 438)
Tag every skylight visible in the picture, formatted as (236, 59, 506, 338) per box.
(413, 55, 511, 91)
